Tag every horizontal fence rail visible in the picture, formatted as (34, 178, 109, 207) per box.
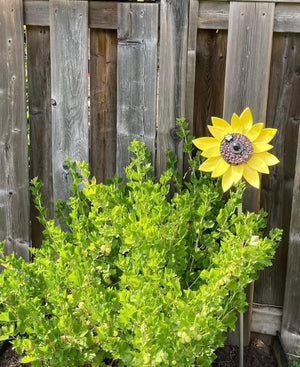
(0, 0, 300, 353)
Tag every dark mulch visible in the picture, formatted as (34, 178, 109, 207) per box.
(0, 339, 278, 367)
(213, 338, 278, 367)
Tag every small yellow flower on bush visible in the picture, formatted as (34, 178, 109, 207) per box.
(193, 108, 279, 191)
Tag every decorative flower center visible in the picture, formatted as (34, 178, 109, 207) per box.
(220, 134, 253, 165)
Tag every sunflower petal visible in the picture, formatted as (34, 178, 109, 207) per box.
(193, 137, 219, 151)
(231, 164, 244, 184)
(247, 154, 269, 174)
(253, 142, 273, 153)
(211, 117, 233, 132)
(246, 123, 264, 142)
(199, 157, 221, 172)
(231, 113, 243, 134)
(259, 152, 280, 166)
(254, 128, 278, 143)
(239, 107, 253, 134)
(211, 159, 230, 178)
(243, 164, 260, 188)
(207, 126, 227, 141)
(202, 145, 221, 158)
(222, 167, 235, 192)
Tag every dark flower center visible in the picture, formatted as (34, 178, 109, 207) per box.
(220, 134, 253, 165)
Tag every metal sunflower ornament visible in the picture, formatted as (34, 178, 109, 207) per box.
(193, 107, 279, 191)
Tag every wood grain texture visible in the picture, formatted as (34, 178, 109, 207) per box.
(89, 2, 118, 29)
(117, 3, 158, 177)
(186, 0, 199, 135)
(223, 2, 274, 214)
(24, 0, 49, 26)
(274, 4, 300, 33)
(223, 2, 274, 345)
(197, 2, 300, 33)
(50, 0, 89, 205)
(156, 0, 189, 177)
(0, 0, 30, 259)
(193, 29, 227, 139)
(251, 304, 283, 336)
(24, 1, 118, 29)
(255, 34, 300, 308)
(198, 1, 229, 30)
(90, 29, 117, 182)
(27, 26, 53, 248)
(282, 123, 300, 351)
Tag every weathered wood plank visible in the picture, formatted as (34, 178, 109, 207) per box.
(156, 0, 189, 177)
(90, 29, 117, 182)
(24, 0, 49, 26)
(198, 1, 229, 30)
(24, 1, 118, 29)
(0, 0, 30, 259)
(50, 0, 89, 205)
(274, 4, 300, 33)
(255, 33, 300, 307)
(251, 304, 283, 336)
(117, 3, 158, 177)
(89, 2, 118, 29)
(27, 26, 52, 248)
(223, 2, 274, 171)
(281, 121, 300, 351)
(193, 29, 227, 139)
(186, 0, 199, 136)
(198, 2, 300, 33)
(223, 2, 275, 345)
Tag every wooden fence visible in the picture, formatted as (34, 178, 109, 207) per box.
(0, 0, 300, 354)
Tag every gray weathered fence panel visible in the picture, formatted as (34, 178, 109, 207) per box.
(281, 124, 300, 351)
(156, 0, 189, 177)
(49, 0, 89, 205)
(0, 0, 30, 258)
(117, 3, 158, 177)
(90, 29, 117, 182)
(255, 33, 300, 308)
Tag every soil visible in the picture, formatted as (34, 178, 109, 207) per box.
(213, 338, 278, 367)
(0, 338, 278, 367)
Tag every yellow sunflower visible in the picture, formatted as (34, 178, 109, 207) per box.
(193, 108, 279, 192)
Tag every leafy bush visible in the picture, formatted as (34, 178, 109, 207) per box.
(0, 123, 281, 366)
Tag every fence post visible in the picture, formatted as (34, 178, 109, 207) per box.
(0, 0, 30, 260)
(223, 1, 275, 345)
(49, 0, 89, 206)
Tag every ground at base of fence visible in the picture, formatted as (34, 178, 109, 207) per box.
(213, 339, 278, 367)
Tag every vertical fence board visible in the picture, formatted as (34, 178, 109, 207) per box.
(193, 29, 227, 139)
(185, 0, 199, 133)
(223, 2, 275, 345)
(223, 2, 274, 213)
(282, 124, 300, 351)
(0, 0, 30, 260)
(27, 25, 52, 247)
(90, 29, 117, 183)
(117, 3, 158, 177)
(156, 0, 189, 177)
(50, 0, 89, 205)
(255, 33, 300, 307)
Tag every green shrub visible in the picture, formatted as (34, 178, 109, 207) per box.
(0, 124, 281, 366)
